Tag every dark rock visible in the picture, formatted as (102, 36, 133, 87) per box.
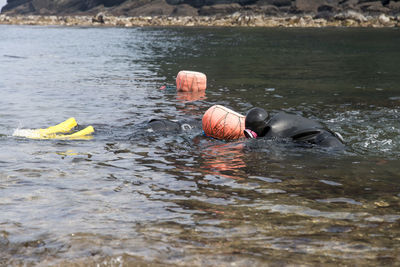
(204, 0, 235, 5)
(199, 3, 242, 15)
(237, 0, 258, 5)
(1, 0, 400, 18)
(317, 4, 338, 12)
(37, 8, 52, 14)
(357, 1, 390, 14)
(100, 0, 127, 7)
(56, 1, 92, 14)
(171, 4, 199, 16)
(257, 0, 292, 7)
(279, 5, 293, 13)
(184, 0, 206, 8)
(340, 0, 358, 4)
(339, 0, 359, 10)
(315, 10, 336, 20)
(110, 0, 175, 16)
(92, 12, 105, 23)
(382, 0, 390, 6)
(123, 0, 175, 16)
(258, 4, 281, 15)
(189, 0, 257, 7)
(107, 1, 153, 16)
(294, 0, 326, 13)
(325, 0, 340, 4)
(387, 1, 400, 13)
(1, 0, 30, 13)
(334, 9, 367, 21)
(3, 0, 104, 14)
(166, 0, 185, 4)
(2, 0, 28, 12)
(2, 2, 34, 14)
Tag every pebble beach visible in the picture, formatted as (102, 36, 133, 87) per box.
(1, 11, 400, 27)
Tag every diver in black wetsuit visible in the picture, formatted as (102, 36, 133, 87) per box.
(127, 118, 202, 141)
(243, 107, 344, 148)
(147, 118, 202, 133)
(138, 106, 343, 149)
(123, 118, 202, 142)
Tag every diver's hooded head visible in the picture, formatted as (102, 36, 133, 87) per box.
(244, 107, 269, 138)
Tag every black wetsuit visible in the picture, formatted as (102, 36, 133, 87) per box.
(262, 112, 344, 148)
(147, 118, 202, 133)
(146, 112, 343, 148)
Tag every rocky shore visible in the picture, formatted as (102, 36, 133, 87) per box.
(1, 11, 400, 27)
(2, 0, 400, 27)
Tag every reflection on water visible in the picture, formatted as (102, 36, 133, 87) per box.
(200, 142, 246, 180)
(0, 25, 399, 266)
(176, 90, 206, 102)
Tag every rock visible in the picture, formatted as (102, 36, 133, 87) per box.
(38, 8, 52, 15)
(199, 3, 242, 15)
(166, 0, 185, 4)
(2, 1, 34, 15)
(0, 0, 399, 28)
(1, 0, 30, 13)
(278, 5, 292, 13)
(92, 12, 105, 23)
(171, 4, 199, 16)
(387, 1, 400, 14)
(256, 0, 291, 7)
(317, 4, 335, 13)
(358, 1, 390, 14)
(315, 10, 335, 20)
(341, 0, 358, 6)
(335, 10, 367, 22)
(378, 13, 390, 24)
(258, 4, 280, 15)
(107, 1, 149, 16)
(0, 12, 399, 27)
(374, 200, 390, 207)
(340, 0, 360, 11)
(121, 0, 175, 16)
(294, 0, 326, 13)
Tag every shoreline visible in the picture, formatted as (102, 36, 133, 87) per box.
(1, 13, 400, 28)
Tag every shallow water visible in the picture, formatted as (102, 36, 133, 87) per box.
(0, 25, 400, 266)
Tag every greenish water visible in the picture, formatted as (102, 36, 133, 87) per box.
(0, 25, 399, 266)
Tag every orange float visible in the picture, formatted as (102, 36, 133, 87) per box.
(176, 70, 207, 92)
(202, 105, 246, 140)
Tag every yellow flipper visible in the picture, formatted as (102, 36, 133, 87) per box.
(52, 126, 95, 140)
(38, 117, 77, 135)
(13, 118, 94, 140)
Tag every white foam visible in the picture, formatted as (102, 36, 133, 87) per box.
(12, 129, 41, 139)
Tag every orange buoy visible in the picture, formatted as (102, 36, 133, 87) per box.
(176, 70, 207, 92)
(202, 105, 246, 140)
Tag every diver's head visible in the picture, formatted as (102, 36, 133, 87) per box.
(244, 107, 269, 138)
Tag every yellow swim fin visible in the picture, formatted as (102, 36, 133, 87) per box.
(38, 117, 77, 135)
(52, 126, 95, 140)
(13, 118, 94, 140)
